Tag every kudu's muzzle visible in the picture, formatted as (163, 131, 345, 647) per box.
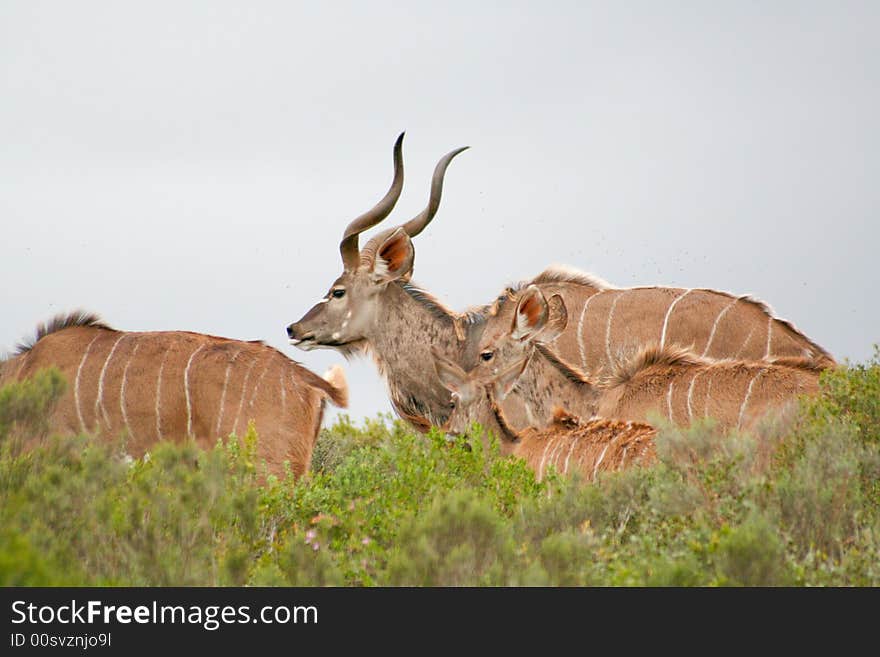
(287, 300, 326, 347)
(286, 319, 316, 348)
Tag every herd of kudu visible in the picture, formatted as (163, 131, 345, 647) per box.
(1, 133, 835, 482)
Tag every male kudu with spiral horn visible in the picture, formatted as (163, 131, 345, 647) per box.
(287, 133, 474, 428)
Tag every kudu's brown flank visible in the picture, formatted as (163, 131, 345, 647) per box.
(1, 312, 348, 478)
(433, 350, 657, 482)
(475, 287, 826, 434)
(477, 268, 835, 379)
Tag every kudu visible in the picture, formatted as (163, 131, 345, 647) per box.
(433, 349, 657, 482)
(0, 311, 348, 478)
(471, 286, 824, 434)
(287, 133, 833, 434)
(287, 133, 478, 429)
(475, 267, 836, 380)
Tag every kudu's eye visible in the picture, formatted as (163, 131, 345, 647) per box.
(331, 288, 346, 299)
(480, 351, 494, 362)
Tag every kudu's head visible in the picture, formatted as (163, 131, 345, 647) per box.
(432, 346, 528, 453)
(287, 133, 468, 356)
(472, 285, 568, 378)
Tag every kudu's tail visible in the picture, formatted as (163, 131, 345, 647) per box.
(321, 364, 349, 408)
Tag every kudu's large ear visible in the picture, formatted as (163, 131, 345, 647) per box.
(370, 227, 415, 284)
(432, 347, 475, 402)
(537, 294, 569, 344)
(491, 354, 530, 401)
(511, 285, 549, 341)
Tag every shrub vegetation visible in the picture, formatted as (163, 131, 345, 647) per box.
(1, 348, 878, 586)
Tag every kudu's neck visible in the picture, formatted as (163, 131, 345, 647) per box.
(486, 395, 523, 455)
(507, 342, 600, 425)
(367, 282, 481, 428)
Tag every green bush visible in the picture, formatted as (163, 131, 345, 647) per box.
(385, 489, 515, 586)
(1, 351, 878, 586)
(0, 367, 66, 458)
(712, 513, 789, 586)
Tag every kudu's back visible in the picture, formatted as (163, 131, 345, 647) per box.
(512, 410, 657, 482)
(596, 346, 822, 432)
(2, 313, 348, 478)
(480, 270, 836, 377)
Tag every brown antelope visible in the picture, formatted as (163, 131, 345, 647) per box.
(0, 311, 348, 478)
(287, 132, 480, 429)
(286, 133, 833, 434)
(475, 267, 836, 379)
(472, 286, 825, 433)
(432, 349, 657, 482)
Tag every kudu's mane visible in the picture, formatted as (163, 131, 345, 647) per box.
(604, 344, 708, 387)
(534, 343, 592, 386)
(401, 282, 486, 328)
(762, 356, 831, 373)
(550, 406, 585, 429)
(478, 265, 617, 317)
(15, 310, 115, 355)
(531, 265, 617, 291)
(604, 342, 831, 389)
(547, 406, 655, 436)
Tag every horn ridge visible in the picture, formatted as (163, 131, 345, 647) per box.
(339, 132, 405, 270)
(400, 145, 469, 238)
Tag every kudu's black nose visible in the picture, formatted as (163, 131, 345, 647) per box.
(286, 323, 296, 339)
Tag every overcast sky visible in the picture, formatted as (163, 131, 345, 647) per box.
(1, 1, 877, 426)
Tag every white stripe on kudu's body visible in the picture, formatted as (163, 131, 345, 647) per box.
(736, 369, 764, 430)
(666, 380, 675, 422)
(605, 291, 626, 366)
(232, 358, 258, 437)
(686, 371, 701, 422)
(215, 348, 241, 437)
(551, 435, 568, 476)
(155, 349, 170, 443)
(538, 436, 556, 482)
(74, 335, 101, 434)
(3, 312, 347, 479)
(120, 341, 141, 442)
(659, 289, 691, 349)
(563, 434, 581, 475)
(184, 344, 206, 440)
(702, 297, 738, 357)
(246, 355, 272, 416)
(703, 375, 714, 420)
(592, 443, 610, 481)
(278, 372, 287, 424)
(735, 326, 756, 359)
(576, 292, 600, 372)
(95, 334, 126, 429)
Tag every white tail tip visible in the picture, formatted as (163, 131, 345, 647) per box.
(322, 364, 349, 408)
